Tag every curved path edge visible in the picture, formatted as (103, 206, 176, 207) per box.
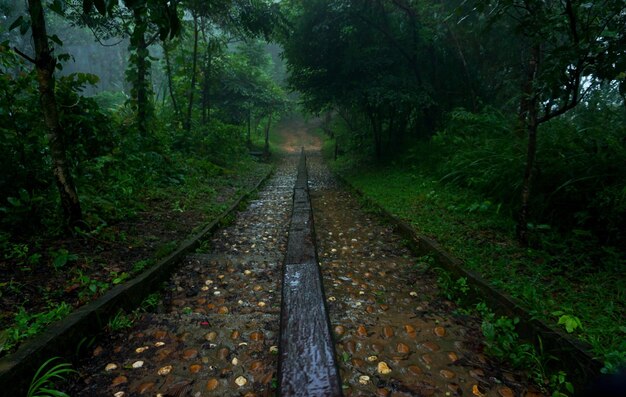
(0, 165, 275, 395)
(332, 170, 603, 390)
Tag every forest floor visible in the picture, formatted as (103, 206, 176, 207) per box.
(0, 159, 271, 357)
(65, 118, 545, 396)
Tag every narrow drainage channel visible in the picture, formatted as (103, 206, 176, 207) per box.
(278, 150, 342, 396)
(307, 152, 546, 397)
(70, 156, 297, 397)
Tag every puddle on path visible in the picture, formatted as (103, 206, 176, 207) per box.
(308, 153, 545, 397)
(71, 156, 297, 397)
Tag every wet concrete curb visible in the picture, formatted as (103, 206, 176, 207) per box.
(278, 150, 343, 396)
(332, 171, 603, 389)
(0, 166, 274, 395)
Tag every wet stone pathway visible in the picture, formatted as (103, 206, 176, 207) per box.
(71, 156, 297, 397)
(308, 153, 544, 397)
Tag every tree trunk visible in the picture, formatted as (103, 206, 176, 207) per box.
(247, 108, 252, 147)
(184, 15, 199, 132)
(132, 7, 149, 136)
(516, 44, 541, 245)
(28, 0, 82, 226)
(202, 42, 212, 125)
(264, 113, 273, 156)
(163, 42, 181, 122)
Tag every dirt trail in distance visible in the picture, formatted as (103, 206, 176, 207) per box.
(275, 116, 323, 154)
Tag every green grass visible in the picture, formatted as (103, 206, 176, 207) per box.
(334, 161, 626, 373)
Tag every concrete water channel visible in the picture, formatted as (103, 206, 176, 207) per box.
(68, 124, 543, 396)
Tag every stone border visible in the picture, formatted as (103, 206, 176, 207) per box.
(278, 150, 343, 396)
(0, 167, 274, 395)
(333, 172, 603, 390)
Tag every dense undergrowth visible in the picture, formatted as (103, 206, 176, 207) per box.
(0, 69, 276, 358)
(323, 103, 626, 374)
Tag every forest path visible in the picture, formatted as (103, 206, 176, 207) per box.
(69, 118, 543, 396)
(275, 116, 323, 153)
(299, 122, 544, 396)
(71, 155, 298, 396)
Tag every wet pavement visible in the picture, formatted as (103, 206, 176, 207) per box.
(70, 119, 544, 396)
(72, 156, 297, 397)
(308, 152, 544, 397)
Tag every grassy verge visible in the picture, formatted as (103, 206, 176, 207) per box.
(0, 156, 271, 357)
(328, 151, 625, 374)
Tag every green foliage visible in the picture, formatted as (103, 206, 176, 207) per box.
(0, 303, 71, 354)
(107, 309, 134, 331)
(552, 312, 583, 334)
(476, 302, 535, 368)
(338, 156, 626, 373)
(50, 248, 78, 271)
(26, 357, 75, 397)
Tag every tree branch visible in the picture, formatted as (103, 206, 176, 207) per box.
(13, 47, 36, 64)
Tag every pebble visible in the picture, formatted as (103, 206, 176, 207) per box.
(154, 342, 165, 347)
(244, 270, 252, 275)
(235, 376, 248, 387)
(257, 301, 266, 307)
(356, 325, 368, 337)
(470, 369, 485, 379)
(440, 369, 456, 379)
(404, 324, 417, 338)
(472, 384, 487, 397)
(136, 382, 154, 394)
(158, 365, 172, 375)
(111, 376, 128, 386)
(358, 375, 370, 385)
(334, 325, 346, 335)
(218, 348, 230, 360)
(205, 331, 217, 341)
(396, 342, 410, 354)
(217, 306, 229, 314)
(206, 378, 219, 391)
(447, 351, 459, 362)
(231, 330, 240, 340)
(408, 365, 422, 375)
(366, 355, 378, 362)
(114, 392, 125, 397)
(269, 345, 279, 354)
(327, 296, 336, 302)
(434, 326, 446, 337)
(93, 346, 103, 356)
(135, 346, 149, 353)
(498, 386, 515, 397)
(377, 361, 392, 375)
(105, 363, 117, 371)
(131, 360, 144, 368)
(376, 388, 390, 397)
(231, 357, 239, 365)
(250, 331, 264, 341)
(189, 364, 202, 373)
(382, 326, 394, 338)
(250, 361, 264, 372)
(344, 340, 357, 354)
(182, 348, 198, 360)
(422, 341, 440, 352)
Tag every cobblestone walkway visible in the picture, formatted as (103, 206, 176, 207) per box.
(308, 152, 543, 397)
(72, 156, 297, 397)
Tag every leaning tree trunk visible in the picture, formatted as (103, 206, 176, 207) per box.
(184, 15, 199, 132)
(163, 42, 181, 122)
(516, 44, 541, 245)
(28, 0, 82, 227)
